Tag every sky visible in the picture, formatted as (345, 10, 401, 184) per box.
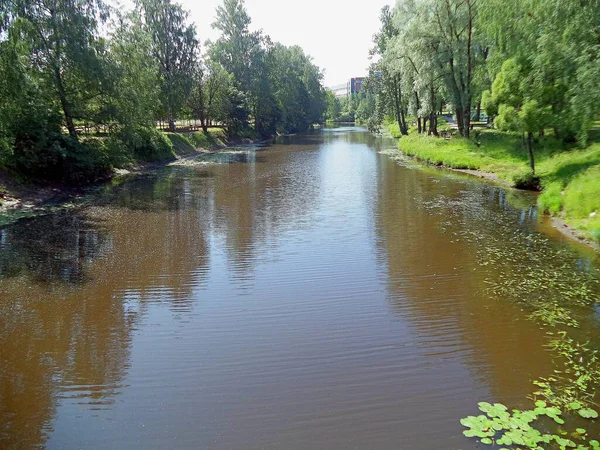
(141, 0, 392, 87)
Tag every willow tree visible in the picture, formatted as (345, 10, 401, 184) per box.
(390, 0, 447, 136)
(478, 0, 600, 146)
(369, 5, 408, 136)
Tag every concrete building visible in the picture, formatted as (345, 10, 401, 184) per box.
(327, 77, 367, 99)
(347, 77, 365, 96)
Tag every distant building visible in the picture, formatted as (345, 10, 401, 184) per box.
(327, 77, 367, 99)
(327, 83, 348, 99)
(347, 77, 365, 96)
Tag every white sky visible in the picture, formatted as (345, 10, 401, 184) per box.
(115, 0, 391, 87)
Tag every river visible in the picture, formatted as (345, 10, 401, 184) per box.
(1, 127, 599, 449)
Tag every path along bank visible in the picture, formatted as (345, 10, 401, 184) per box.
(387, 123, 600, 250)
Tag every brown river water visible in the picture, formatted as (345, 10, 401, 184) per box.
(1, 127, 599, 449)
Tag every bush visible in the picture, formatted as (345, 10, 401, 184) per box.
(512, 170, 541, 190)
(9, 128, 112, 184)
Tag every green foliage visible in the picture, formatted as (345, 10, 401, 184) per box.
(531, 334, 600, 408)
(494, 105, 519, 132)
(461, 400, 599, 449)
(138, 0, 198, 131)
(110, 127, 174, 162)
(537, 143, 600, 240)
(325, 91, 342, 122)
(270, 44, 327, 134)
(481, 90, 497, 118)
(0, 0, 328, 183)
(164, 130, 226, 155)
(3, 0, 110, 139)
(538, 182, 564, 215)
(107, 10, 161, 128)
(462, 334, 600, 448)
(512, 170, 540, 190)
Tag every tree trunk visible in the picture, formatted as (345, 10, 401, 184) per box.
(417, 117, 422, 134)
(54, 66, 77, 140)
(429, 112, 438, 136)
(456, 109, 464, 137)
(423, 117, 427, 134)
(393, 77, 408, 136)
(400, 109, 408, 135)
(527, 132, 535, 174)
(464, 0, 473, 139)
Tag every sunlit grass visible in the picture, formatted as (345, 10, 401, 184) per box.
(164, 129, 227, 156)
(391, 125, 600, 241)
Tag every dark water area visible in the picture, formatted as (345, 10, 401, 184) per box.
(1, 127, 599, 449)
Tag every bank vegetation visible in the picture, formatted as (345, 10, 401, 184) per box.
(0, 0, 328, 186)
(354, 0, 599, 242)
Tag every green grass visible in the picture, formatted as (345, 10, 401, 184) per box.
(390, 123, 600, 242)
(164, 129, 227, 156)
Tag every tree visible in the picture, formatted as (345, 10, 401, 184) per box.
(490, 59, 551, 174)
(369, 5, 408, 136)
(3, 0, 109, 140)
(325, 90, 342, 122)
(108, 10, 161, 130)
(269, 43, 326, 133)
(210, 0, 258, 130)
(417, 0, 478, 137)
(138, 0, 198, 132)
(188, 58, 230, 132)
(478, 0, 600, 146)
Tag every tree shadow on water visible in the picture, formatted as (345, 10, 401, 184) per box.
(0, 211, 111, 284)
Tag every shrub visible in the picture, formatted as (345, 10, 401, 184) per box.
(512, 169, 541, 190)
(10, 128, 112, 184)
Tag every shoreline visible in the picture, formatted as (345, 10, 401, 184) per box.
(389, 143, 600, 253)
(0, 136, 268, 215)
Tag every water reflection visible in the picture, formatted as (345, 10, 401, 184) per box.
(0, 212, 111, 283)
(374, 158, 555, 409)
(0, 170, 216, 448)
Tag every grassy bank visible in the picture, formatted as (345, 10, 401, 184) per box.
(164, 128, 228, 156)
(388, 123, 600, 243)
(0, 127, 241, 209)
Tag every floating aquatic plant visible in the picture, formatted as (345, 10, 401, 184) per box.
(462, 400, 599, 449)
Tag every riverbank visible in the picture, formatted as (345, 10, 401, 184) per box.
(0, 129, 264, 213)
(387, 123, 600, 247)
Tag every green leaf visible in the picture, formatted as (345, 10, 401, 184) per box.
(480, 437, 493, 445)
(578, 408, 599, 419)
